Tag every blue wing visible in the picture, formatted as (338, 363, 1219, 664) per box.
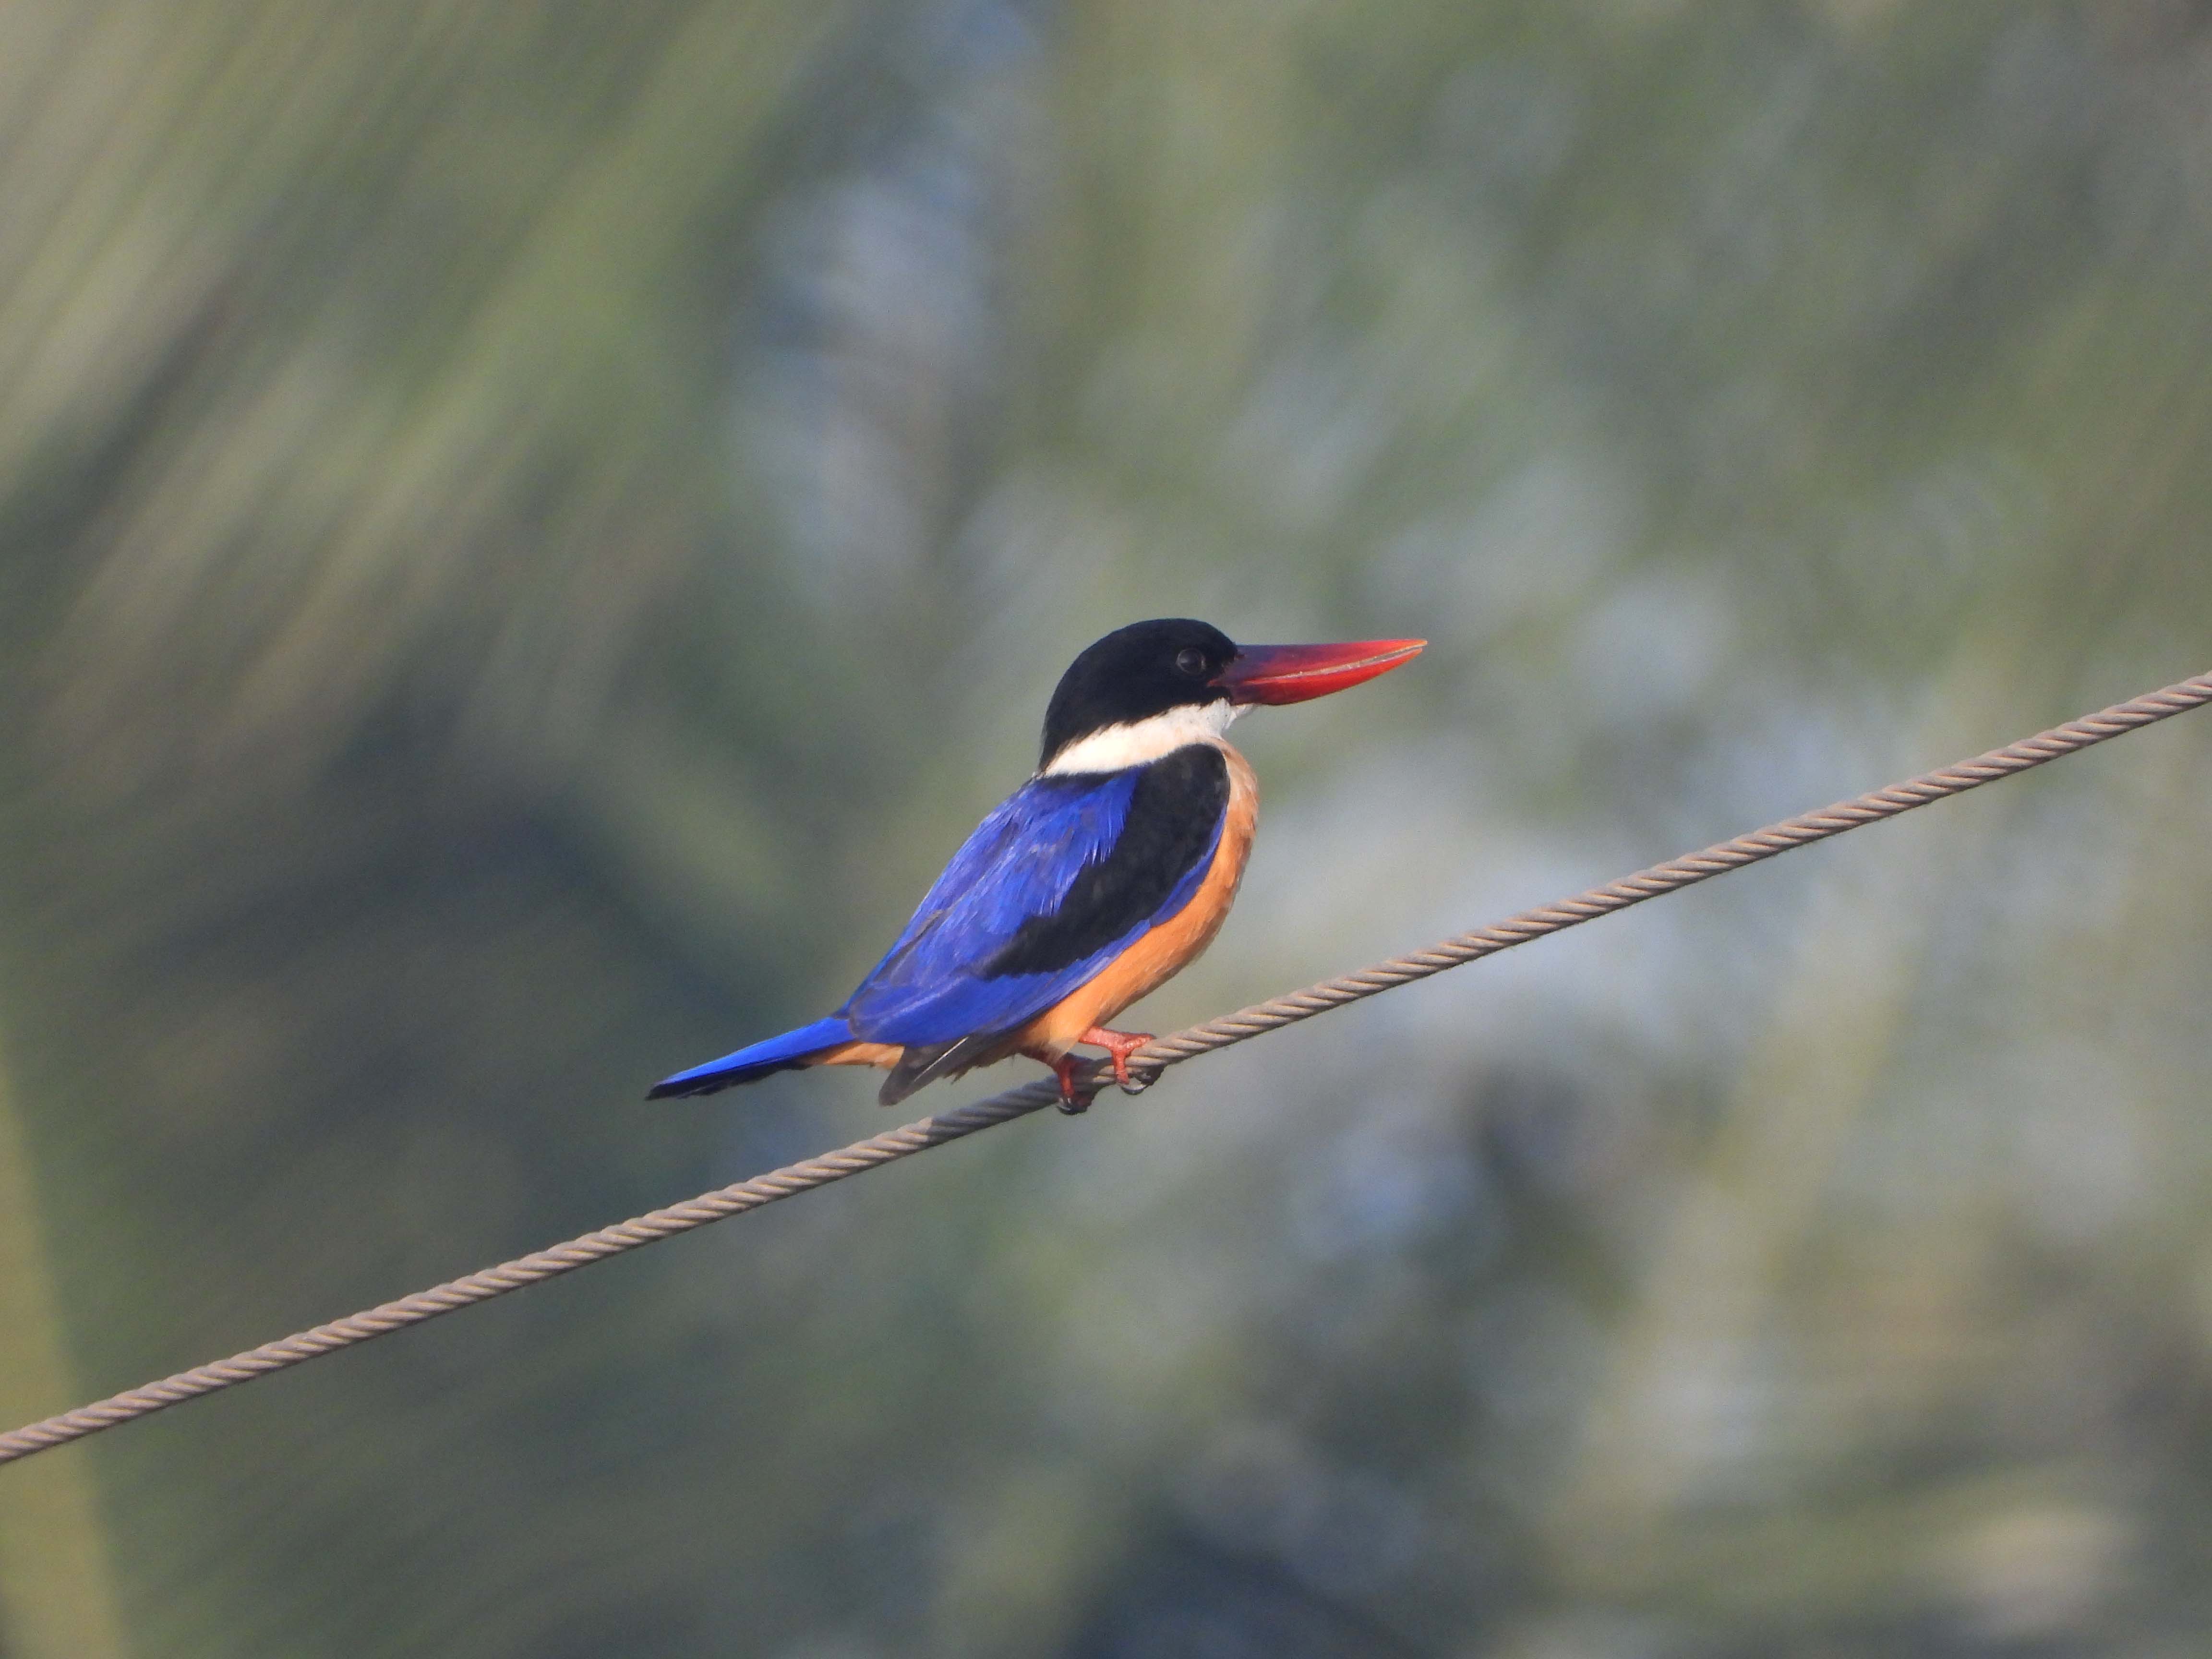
(649, 758, 1228, 1101)
(841, 769, 1220, 1048)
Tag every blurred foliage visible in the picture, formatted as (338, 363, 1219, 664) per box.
(6, 0, 2212, 1655)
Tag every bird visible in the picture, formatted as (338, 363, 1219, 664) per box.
(648, 618, 1423, 1111)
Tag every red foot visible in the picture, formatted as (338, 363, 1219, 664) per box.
(1051, 1053, 1096, 1115)
(1044, 1028, 1155, 1114)
(1080, 1026, 1154, 1094)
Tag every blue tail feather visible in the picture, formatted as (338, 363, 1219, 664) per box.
(647, 1016, 854, 1099)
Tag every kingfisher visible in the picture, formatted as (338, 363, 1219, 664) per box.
(649, 619, 1423, 1111)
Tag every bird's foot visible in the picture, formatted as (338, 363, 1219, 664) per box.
(1050, 1054, 1095, 1116)
(1045, 1030, 1154, 1113)
(1079, 1026, 1155, 1095)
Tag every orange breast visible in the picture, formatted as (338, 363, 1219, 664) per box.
(1012, 742, 1259, 1058)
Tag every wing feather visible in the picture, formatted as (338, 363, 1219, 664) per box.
(842, 753, 1226, 1048)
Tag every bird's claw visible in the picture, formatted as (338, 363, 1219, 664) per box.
(1050, 1030, 1157, 1112)
(1081, 1026, 1155, 1098)
(1050, 1054, 1095, 1115)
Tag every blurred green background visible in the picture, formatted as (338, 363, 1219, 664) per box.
(5, 1, 2212, 1654)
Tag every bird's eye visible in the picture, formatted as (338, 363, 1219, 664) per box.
(1175, 647, 1208, 677)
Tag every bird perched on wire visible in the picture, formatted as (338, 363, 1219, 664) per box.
(649, 618, 1423, 1111)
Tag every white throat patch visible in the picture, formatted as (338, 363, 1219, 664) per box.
(1044, 700, 1241, 775)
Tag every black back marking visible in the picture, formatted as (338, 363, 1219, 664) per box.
(985, 745, 1230, 980)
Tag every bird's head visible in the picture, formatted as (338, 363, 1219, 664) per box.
(1039, 618, 1424, 774)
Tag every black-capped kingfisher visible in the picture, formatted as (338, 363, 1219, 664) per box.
(649, 619, 1423, 1110)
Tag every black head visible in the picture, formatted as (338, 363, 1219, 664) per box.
(1039, 619, 1238, 768)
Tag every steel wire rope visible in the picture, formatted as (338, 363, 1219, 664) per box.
(3, 668, 2210, 1467)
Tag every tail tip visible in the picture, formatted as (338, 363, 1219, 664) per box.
(647, 1016, 853, 1101)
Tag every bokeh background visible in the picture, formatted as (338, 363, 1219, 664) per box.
(5, 2, 2212, 1655)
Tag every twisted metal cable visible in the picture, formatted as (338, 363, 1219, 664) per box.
(1122, 669, 2212, 1078)
(4, 668, 2208, 1468)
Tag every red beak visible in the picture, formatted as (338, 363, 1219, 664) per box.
(1215, 638, 1426, 706)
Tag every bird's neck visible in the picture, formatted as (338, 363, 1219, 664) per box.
(1041, 700, 1243, 776)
